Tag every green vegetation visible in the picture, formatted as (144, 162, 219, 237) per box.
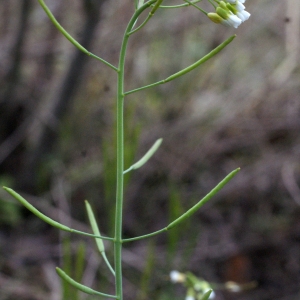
(1, 0, 299, 299)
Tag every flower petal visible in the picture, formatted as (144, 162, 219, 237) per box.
(235, 1, 245, 11)
(237, 10, 251, 22)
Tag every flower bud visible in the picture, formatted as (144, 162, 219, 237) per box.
(207, 12, 224, 24)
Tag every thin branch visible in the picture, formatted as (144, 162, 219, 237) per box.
(125, 35, 236, 95)
(37, 0, 118, 71)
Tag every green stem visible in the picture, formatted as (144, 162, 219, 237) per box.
(129, 0, 163, 35)
(123, 228, 167, 242)
(124, 80, 165, 95)
(158, 0, 202, 9)
(129, 14, 152, 35)
(183, 0, 207, 15)
(114, 1, 156, 299)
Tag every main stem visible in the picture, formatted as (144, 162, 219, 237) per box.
(114, 43, 125, 300)
(114, 2, 156, 299)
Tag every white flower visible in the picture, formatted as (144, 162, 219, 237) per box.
(170, 270, 185, 283)
(237, 10, 251, 22)
(234, 1, 246, 11)
(207, 0, 250, 28)
(185, 296, 195, 300)
(226, 13, 243, 28)
(225, 281, 242, 292)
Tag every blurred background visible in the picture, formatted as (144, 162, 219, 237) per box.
(0, 0, 300, 299)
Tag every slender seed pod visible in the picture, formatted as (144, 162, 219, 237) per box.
(56, 268, 117, 298)
(3, 187, 113, 241)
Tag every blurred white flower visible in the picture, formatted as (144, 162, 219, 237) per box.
(225, 281, 242, 292)
(170, 270, 186, 283)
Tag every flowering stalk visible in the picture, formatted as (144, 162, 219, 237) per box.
(3, 0, 246, 299)
(207, 0, 251, 28)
